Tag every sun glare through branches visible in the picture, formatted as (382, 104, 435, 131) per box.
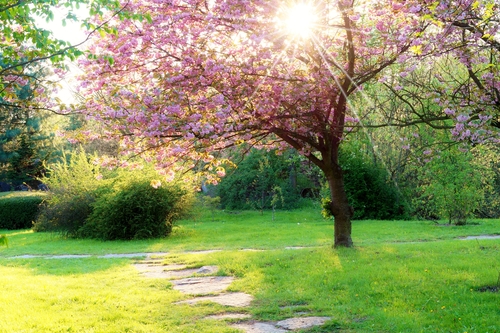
(278, 2, 318, 39)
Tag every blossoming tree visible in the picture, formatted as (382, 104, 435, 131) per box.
(77, 0, 496, 247)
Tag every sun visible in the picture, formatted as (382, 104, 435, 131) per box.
(280, 2, 318, 39)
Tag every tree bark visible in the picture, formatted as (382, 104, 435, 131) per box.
(326, 161, 354, 248)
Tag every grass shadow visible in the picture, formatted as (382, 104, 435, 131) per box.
(0, 257, 132, 276)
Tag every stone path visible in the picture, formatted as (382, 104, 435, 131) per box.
(459, 235, 500, 240)
(133, 253, 332, 332)
(4, 235, 500, 260)
(4, 236, 500, 331)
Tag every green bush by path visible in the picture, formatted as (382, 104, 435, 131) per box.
(0, 192, 45, 229)
(34, 150, 195, 240)
(81, 180, 192, 240)
(34, 150, 103, 236)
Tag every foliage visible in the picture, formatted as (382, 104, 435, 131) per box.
(78, 0, 500, 247)
(472, 144, 500, 218)
(191, 194, 221, 222)
(0, 234, 7, 247)
(0, 0, 85, 148)
(78, 0, 437, 247)
(216, 149, 317, 211)
(34, 150, 103, 236)
(416, 148, 484, 225)
(0, 192, 45, 229)
(321, 141, 408, 220)
(80, 178, 193, 240)
(35, 150, 194, 239)
(3, 133, 48, 187)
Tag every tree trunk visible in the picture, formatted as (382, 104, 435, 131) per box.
(326, 162, 354, 248)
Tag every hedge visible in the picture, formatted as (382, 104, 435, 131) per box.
(0, 192, 45, 229)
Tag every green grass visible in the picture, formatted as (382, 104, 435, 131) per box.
(0, 191, 47, 198)
(1, 208, 499, 332)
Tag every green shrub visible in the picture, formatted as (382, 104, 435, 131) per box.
(35, 150, 195, 239)
(0, 234, 8, 247)
(80, 180, 193, 240)
(321, 143, 409, 220)
(416, 149, 483, 225)
(216, 149, 319, 210)
(34, 150, 103, 236)
(0, 192, 45, 229)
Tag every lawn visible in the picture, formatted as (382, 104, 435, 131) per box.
(1, 208, 499, 332)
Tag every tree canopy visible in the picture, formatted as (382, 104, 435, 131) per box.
(77, 0, 499, 247)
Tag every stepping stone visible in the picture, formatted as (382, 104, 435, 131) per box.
(136, 260, 165, 265)
(231, 322, 288, 333)
(205, 313, 252, 320)
(460, 235, 500, 240)
(99, 253, 151, 259)
(195, 265, 218, 274)
(171, 276, 235, 295)
(134, 264, 219, 279)
(177, 292, 254, 307)
(158, 266, 218, 279)
(275, 317, 331, 330)
(46, 255, 92, 259)
(184, 250, 221, 255)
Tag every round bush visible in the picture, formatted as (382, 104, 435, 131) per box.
(80, 181, 192, 240)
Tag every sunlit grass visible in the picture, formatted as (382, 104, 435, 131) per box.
(1, 208, 498, 256)
(1, 208, 499, 332)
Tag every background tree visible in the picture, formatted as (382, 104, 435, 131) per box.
(78, 0, 431, 247)
(0, 0, 129, 185)
(215, 148, 317, 211)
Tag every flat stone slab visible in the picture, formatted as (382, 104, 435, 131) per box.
(177, 292, 254, 307)
(134, 264, 219, 279)
(231, 323, 288, 333)
(459, 235, 500, 240)
(195, 265, 219, 274)
(205, 313, 252, 320)
(9, 254, 93, 259)
(276, 317, 331, 330)
(171, 276, 235, 295)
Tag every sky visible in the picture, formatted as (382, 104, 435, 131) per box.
(36, 7, 90, 104)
